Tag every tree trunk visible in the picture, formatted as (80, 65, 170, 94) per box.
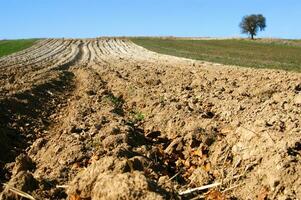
(251, 33, 254, 40)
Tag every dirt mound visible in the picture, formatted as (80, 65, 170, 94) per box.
(0, 38, 300, 199)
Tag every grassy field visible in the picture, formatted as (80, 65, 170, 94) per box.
(0, 39, 39, 58)
(131, 38, 301, 72)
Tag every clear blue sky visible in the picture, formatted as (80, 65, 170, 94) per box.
(1, 0, 300, 39)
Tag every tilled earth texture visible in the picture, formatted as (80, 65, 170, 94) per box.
(0, 38, 301, 200)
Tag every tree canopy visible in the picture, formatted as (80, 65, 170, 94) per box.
(240, 14, 266, 39)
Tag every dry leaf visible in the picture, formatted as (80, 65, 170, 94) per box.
(187, 165, 196, 174)
(69, 194, 82, 200)
(88, 154, 99, 164)
(257, 186, 269, 200)
(184, 159, 191, 168)
(71, 162, 81, 170)
(192, 149, 203, 157)
(202, 162, 211, 172)
(206, 189, 227, 200)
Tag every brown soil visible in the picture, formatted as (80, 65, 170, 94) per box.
(0, 38, 300, 200)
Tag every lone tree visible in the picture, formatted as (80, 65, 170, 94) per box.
(240, 14, 266, 39)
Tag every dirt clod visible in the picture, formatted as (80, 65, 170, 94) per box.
(1, 171, 38, 200)
(12, 154, 35, 175)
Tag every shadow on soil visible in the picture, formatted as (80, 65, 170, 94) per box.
(0, 71, 74, 182)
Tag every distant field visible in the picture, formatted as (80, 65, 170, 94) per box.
(0, 39, 38, 58)
(131, 38, 301, 72)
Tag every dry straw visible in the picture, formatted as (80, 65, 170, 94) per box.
(1, 183, 36, 200)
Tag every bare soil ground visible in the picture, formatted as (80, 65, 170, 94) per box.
(0, 38, 300, 200)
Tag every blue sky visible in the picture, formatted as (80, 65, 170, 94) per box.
(0, 0, 300, 39)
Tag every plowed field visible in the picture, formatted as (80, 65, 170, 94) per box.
(0, 38, 301, 200)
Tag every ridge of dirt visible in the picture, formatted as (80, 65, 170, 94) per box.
(0, 38, 301, 200)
